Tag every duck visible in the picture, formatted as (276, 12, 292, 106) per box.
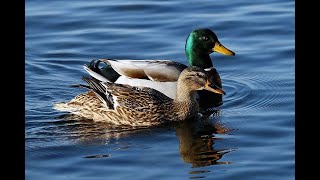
(85, 28, 235, 110)
(53, 66, 226, 127)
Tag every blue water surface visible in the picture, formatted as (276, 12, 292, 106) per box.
(26, 0, 294, 179)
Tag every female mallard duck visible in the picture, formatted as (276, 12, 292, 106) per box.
(85, 28, 235, 109)
(54, 67, 225, 127)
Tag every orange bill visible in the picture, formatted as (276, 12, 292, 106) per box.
(203, 80, 226, 95)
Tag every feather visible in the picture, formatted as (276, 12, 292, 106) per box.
(83, 65, 111, 83)
(81, 76, 114, 109)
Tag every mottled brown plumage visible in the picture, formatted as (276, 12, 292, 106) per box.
(54, 67, 225, 127)
(84, 29, 235, 110)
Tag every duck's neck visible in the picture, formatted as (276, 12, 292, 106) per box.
(174, 82, 199, 119)
(186, 51, 213, 68)
(185, 41, 213, 68)
(175, 84, 197, 103)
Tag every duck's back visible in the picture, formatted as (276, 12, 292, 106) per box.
(89, 81, 179, 126)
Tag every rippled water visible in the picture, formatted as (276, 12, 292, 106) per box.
(26, 0, 294, 179)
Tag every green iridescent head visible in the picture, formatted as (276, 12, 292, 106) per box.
(185, 28, 235, 68)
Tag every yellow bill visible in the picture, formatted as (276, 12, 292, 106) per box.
(212, 42, 235, 56)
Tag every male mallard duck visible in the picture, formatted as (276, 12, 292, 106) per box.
(85, 28, 235, 109)
(54, 67, 225, 127)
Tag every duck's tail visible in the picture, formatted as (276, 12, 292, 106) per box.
(84, 59, 120, 83)
(53, 102, 80, 114)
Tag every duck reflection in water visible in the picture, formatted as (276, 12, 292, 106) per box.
(175, 113, 234, 168)
(54, 111, 235, 167)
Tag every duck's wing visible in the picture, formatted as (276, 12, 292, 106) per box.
(98, 59, 188, 82)
(84, 63, 178, 99)
(82, 76, 172, 111)
(81, 76, 114, 109)
(104, 83, 172, 110)
(115, 76, 177, 99)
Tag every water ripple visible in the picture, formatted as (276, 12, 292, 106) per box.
(26, 0, 294, 179)
(221, 71, 293, 116)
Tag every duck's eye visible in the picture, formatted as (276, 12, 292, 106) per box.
(200, 36, 209, 41)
